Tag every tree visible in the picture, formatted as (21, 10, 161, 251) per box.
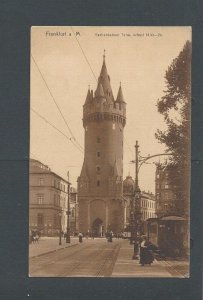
(155, 41, 191, 216)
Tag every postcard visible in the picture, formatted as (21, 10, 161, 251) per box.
(29, 26, 191, 277)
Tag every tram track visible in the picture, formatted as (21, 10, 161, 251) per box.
(29, 240, 122, 277)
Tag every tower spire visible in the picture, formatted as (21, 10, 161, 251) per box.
(116, 83, 125, 103)
(103, 49, 106, 61)
(98, 50, 114, 102)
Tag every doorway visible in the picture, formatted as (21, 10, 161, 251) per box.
(92, 218, 103, 237)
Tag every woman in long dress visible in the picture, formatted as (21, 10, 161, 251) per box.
(139, 236, 154, 266)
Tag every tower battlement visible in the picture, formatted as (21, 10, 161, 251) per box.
(83, 55, 126, 127)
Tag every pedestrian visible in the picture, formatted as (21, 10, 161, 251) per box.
(35, 233, 39, 243)
(78, 232, 83, 243)
(139, 236, 154, 266)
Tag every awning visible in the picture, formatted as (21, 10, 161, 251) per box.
(160, 216, 186, 221)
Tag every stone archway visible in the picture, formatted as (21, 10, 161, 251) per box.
(92, 218, 103, 237)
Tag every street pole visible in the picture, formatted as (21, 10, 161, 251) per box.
(130, 141, 139, 245)
(130, 141, 173, 259)
(135, 140, 139, 190)
(132, 141, 141, 259)
(74, 193, 77, 234)
(66, 171, 71, 243)
(59, 212, 62, 245)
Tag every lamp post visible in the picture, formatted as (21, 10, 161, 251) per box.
(58, 212, 62, 245)
(129, 140, 173, 258)
(66, 171, 71, 243)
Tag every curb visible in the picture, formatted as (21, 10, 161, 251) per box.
(30, 243, 78, 259)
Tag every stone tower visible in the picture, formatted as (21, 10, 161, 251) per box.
(77, 54, 126, 236)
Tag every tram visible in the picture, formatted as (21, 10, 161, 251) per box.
(147, 216, 188, 257)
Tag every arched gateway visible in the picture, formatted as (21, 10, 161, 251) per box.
(92, 218, 103, 237)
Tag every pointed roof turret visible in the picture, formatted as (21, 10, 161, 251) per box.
(116, 83, 125, 103)
(95, 82, 105, 98)
(85, 86, 92, 104)
(97, 51, 114, 102)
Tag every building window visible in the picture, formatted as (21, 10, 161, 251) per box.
(38, 178, 44, 186)
(97, 180, 100, 187)
(97, 137, 100, 143)
(97, 151, 100, 157)
(165, 184, 169, 189)
(37, 213, 44, 226)
(37, 194, 44, 204)
(96, 166, 101, 172)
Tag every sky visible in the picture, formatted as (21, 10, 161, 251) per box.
(30, 26, 191, 193)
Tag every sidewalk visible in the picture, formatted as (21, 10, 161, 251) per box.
(112, 239, 187, 277)
(29, 237, 79, 258)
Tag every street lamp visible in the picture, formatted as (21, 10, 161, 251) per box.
(66, 172, 71, 243)
(58, 212, 62, 245)
(132, 186, 141, 259)
(129, 140, 173, 258)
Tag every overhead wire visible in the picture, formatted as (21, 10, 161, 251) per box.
(70, 26, 135, 159)
(31, 53, 83, 151)
(31, 108, 83, 154)
(70, 27, 97, 82)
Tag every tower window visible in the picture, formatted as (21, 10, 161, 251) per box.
(97, 151, 100, 157)
(97, 180, 100, 187)
(96, 166, 101, 172)
(97, 137, 100, 143)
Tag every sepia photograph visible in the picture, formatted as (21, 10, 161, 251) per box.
(29, 26, 191, 277)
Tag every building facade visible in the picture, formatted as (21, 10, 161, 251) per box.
(78, 55, 126, 236)
(123, 175, 156, 230)
(147, 163, 189, 257)
(155, 163, 179, 217)
(29, 159, 69, 236)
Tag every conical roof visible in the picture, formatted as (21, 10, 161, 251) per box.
(116, 84, 125, 103)
(95, 82, 105, 98)
(97, 55, 114, 102)
(85, 88, 92, 104)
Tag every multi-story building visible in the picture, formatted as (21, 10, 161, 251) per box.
(123, 175, 156, 230)
(141, 192, 156, 221)
(29, 159, 70, 236)
(78, 54, 126, 236)
(148, 163, 189, 256)
(155, 163, 179, 217)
